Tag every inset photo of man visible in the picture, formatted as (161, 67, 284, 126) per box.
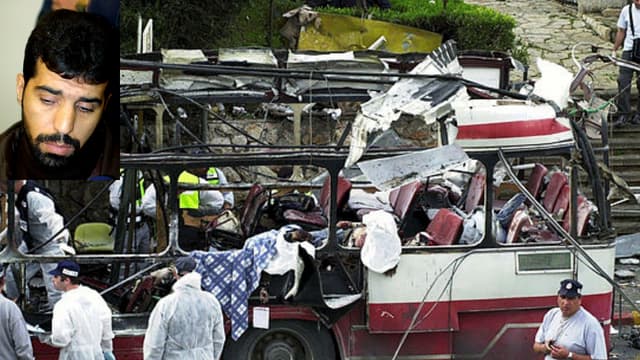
(0, 4, 119, 180)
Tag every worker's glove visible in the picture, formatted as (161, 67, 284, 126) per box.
(611, 50, 617, 58)
(103, 351, 116, 360)
(60, 243, 76, 255)
(37, 333, 51, 344)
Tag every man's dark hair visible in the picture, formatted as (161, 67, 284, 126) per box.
(22, 9, 118, 95)
(60, 274, 81, 285)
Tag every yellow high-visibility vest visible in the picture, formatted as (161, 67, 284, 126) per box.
(120, 168, 146, 207)
(163, 171, 200, 209)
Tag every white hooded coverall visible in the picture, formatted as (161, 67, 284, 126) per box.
(45, 285, 114, 360)
(143, 272, 225, 360)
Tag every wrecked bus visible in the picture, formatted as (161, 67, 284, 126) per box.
(4, 134, 616, 359)
(14, 41, 631, 359)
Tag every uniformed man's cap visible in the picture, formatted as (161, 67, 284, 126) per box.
(48, 260, 80, 278)
(557, 279, 582, 298)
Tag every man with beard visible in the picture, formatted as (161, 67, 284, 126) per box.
(0, 9, 118, 180)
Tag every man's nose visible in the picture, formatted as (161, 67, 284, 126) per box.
(53, 103, 75, 134)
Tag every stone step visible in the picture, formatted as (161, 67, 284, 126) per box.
(549, 124, 640, 234)
(593, 138, 640, 153)
(577, 171, 640, 187)
(589, 128, 640, 189)
(607, 170, 640, 184)
(605, 203, 640, 235)
(612, 221, 640, 235)
(609, 126, 640, 135)
(609, 154, 640, 167)
(611, 208, 640, 219)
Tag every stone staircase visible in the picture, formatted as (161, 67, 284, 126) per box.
(597, 125, 640, 235)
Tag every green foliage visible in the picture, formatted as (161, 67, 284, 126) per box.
(120, 0, 242, 54)
(120, 0, 516, 54)
(120, 0, 303, 54)
(319, 0, 516, 52)
(223, 0, 306, 48)
(510, 38, 530, 67)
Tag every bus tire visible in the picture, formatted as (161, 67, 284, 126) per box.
(222, 320, 336, 360)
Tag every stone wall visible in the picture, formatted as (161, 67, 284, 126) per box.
(204, 109, 352, 183)
(132, 102, 441, 182)
(577, 0, 625, 14)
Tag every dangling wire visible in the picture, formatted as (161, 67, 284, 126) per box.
(308, 70, 314, 147)
(157, 93, 206, 145)
(391, 251, 475, 360)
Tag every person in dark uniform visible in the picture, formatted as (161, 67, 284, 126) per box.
(612, 0, 640, 128)
(533, 279, 607, 360)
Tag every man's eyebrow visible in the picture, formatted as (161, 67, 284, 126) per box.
(35, 85, 103, 105)
(35, 85, 61, 96)
(77, 96, 103, 105)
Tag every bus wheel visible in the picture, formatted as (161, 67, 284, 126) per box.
(222, 320, 336, 360)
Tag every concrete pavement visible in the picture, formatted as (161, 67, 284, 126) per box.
(465, 0, 619, 94)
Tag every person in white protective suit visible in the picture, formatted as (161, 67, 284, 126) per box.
(4, 180, 75, 309)
(143, 256, 225, 360)
(38, 260, 115, 360)
(0, 264, 34, 360)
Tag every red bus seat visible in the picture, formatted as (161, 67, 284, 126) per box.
(388, 180, 426, 238)
(389, 180, 424, 221)
(241, 184, 271, 236)
(552, 184, 570, 219)
(283, 176, 352, 228)
(516, 193, 591, 244)
(424, 208, 463, 246)
(562, 194, 591, 236)
(464, 172, 485, 213)
(525, 163, 548, 199)
(320, 176, 352, 216)
(542, 172, 568, 212)
(506, 209, 533, 244)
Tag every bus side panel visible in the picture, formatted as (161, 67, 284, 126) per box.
(33, 335, 144, 360)
(32, 341, 58, 360)
(339, 293, 611, 359)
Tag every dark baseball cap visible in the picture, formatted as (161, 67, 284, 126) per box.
(558, 279, 582, 298)
(48, 260, 80, 278)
